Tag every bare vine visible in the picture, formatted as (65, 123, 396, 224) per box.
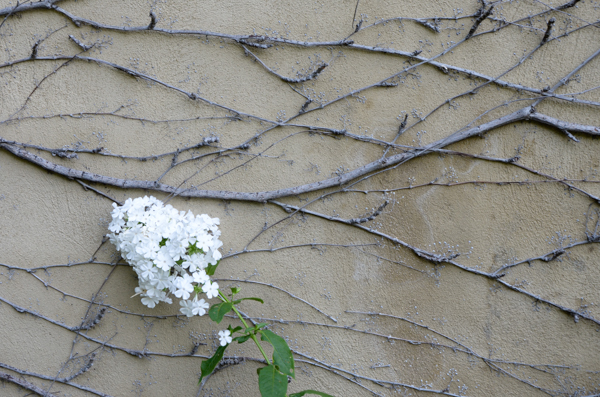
(1, 0, 599, 396)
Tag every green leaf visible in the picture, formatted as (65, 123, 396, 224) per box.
(228, 325, 242, 334)
(159, 238, 168, 247)
(232, 297, 264, 305)
(233, 334, 251, 343)
(288, 390, 335, 397)
(208, 302, 233, 323)
(258, 364, 288, 397)
(230, 286, 240, 295)
(244, 322, 267, 335)
(187, 242, 204, 255)
(206, 260, 220, 276)
(260, 329, 295, 379)
(198, 345, 226, 383)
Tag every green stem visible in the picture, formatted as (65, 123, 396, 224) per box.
(218, 290, 271, 365)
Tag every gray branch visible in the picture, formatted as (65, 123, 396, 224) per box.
(0, 362, 112, 397)
(243, 45, 328, 83)
(2, 106, 598, 203)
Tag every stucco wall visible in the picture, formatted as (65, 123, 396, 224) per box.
(1, 1, 599, 396)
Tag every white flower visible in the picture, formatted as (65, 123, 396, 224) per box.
(179, 299, 195, 317)
(185, 253, 207, 272)
(150, 270, 171, 290)
(145, 285, 164, 298)
(137, 261, 157, 279)
(203, 281, 219, 299)
(192, 270, 210, 285)
(155, 247, 175, 271)
(218, 330, 232, 346)
(191, 297, 209, 316)
(108, 217, 125, 233)
(174, 274, 194, 300)
(107, 196, 223, 311)
(141, 295, 159, 308)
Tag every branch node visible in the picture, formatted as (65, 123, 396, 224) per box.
(299, 98, 312, 113)
(239, 35, 272, 49)
(376, 81, 398, 88)
(398, 114, 408, 135)
(51, 150, 78, 159)
(561, 129, 579, 142)
(215, 357, 245, 371)
(465, 5, 494, 39)
(556, 0, 581, 10)
(75, 307, 107, 331)
(171, 149, 180, 166)
(416, 19, 440, 33)
(415, 249, 460, 264)
(68, 35, 92, 51)
(148, 11, 157, 30)
(204, 136, 219, 145)
(349, 200, 389, 224)
(65, 353, 96, 380)
(30, 40, 40, 59)
(541, 18, 555, 44)
(541, 249, 565, 262)
(355, 19, 363, 32)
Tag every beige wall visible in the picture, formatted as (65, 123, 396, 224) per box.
(1, 1, 600, 396)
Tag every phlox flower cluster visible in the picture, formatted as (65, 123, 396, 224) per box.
(107, 196, 223, 317)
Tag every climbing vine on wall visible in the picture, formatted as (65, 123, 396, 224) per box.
(1, 0, 600, 396)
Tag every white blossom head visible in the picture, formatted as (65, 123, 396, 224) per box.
(107, 196, 222, 317)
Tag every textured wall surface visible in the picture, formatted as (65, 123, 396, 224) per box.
(1, 1, 600, 396)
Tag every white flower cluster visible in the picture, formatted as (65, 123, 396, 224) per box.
(107, 196, 223, 317)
